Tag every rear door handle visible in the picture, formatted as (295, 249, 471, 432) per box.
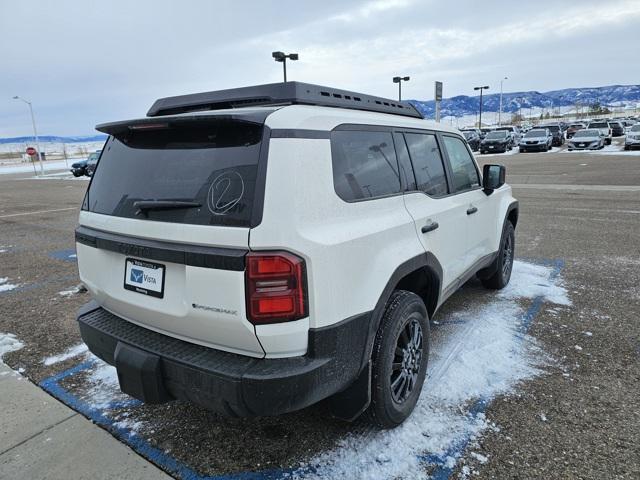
(421, 221, 439, 233)
(467, 207, 478, 215)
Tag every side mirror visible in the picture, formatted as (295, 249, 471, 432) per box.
(483, 164, 505, 194)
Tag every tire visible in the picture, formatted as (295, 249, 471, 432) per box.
(481, 221, 515, 290)
(72, 171, 82, 177)
(624, 145, 629, 151)
(519, 148, 525, 153)
(366, 290, 429, 429)
(606, 138, 611, 145)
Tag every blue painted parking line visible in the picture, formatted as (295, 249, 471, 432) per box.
(49, 248, 77, 262)
(426, 258, 565, 479)
(39, 359, 308, 480)
(39, 258, 564, 479)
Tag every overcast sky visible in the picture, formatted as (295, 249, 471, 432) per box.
(1, 0, 639, 136)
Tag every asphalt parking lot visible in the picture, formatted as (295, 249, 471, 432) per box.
(1, 138, 639, 479)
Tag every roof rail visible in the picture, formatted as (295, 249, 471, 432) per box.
(147, 82, 424, 119)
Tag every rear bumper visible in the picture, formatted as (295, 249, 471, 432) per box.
(568, 143, 601, 150)
(77, 301, 369, 416)
(519, 143, 546, 151)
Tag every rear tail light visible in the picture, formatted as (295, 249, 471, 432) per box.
(245, 251, 308, 324)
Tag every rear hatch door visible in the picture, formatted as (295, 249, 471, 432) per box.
(76, 112, 271, 357)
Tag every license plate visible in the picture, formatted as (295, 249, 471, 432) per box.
(489, 145, 494, 149)
(579, 143, 585, 147)
(124, 258, 165, 298)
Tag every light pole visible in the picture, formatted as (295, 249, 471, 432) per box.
(13, 96, 44, 175)
(393, 76, 410, 101)
(474, 85, 489, 128)
(498, 76, 508, 126)
(272, 51, 298, 83)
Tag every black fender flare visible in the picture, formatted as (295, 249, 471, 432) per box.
(329, 252, 443, 421)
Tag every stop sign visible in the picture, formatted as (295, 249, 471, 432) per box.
(26, 147, 37, 156)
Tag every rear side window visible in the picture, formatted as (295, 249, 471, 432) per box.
(442, 136, 480, 193)
(404, 133, 448, 196)
(331, 131, 401, 201)
(85, 119, 263, 227)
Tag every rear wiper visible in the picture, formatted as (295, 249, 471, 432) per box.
(134, 200, 202, 215)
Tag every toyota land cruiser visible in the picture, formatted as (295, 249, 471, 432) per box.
(75, 82, 518, 428)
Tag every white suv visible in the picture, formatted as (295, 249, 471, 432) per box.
(76, 82, 518, 428)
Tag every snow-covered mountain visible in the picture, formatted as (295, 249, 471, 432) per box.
(409, 84, 640, 119)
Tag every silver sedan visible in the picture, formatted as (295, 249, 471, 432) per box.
(568, 129, 605, 151)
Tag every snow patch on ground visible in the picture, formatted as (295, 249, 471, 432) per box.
(297, 260, 570, 480)
(498, 261, 571, 306)
(0, 160, 72, 175)
(0, 332, 24, 360)
(0, 277, 19, 293)
(562, 144, 640, 156)
(58, 285, 83, 297)
(43, 343, 89, 366)
(21, 172, 90, 181)
(85, 354, 123, 408)
(475, 147, 519, 158)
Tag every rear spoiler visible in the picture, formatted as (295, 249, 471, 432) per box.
(95, 110, 274, 136)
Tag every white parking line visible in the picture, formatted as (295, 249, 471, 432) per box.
(0, 207, 77, 219)
(511, 184, 640, 192)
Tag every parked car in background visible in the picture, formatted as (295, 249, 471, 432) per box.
(462, 130, 481, 151)
(621, 119, 636, 132)
(85, 150, 102, 176)
(587, 121, 612, 145)
(70, 159, 88, 177)
(566, 123, 586, 139)
(496, 125, 521, 144)
(538, 124, 565, 146)
(624, 124, 640, 150)
(518, 128, 553, 152)
(480, 130, 513, 154)
(608, 121, 625, 137)
(568, 129, 605, 151)
(479, 128, 492, 139)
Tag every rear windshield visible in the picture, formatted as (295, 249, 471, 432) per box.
(574, 130, 599, 137)
(589, 122, 608, 128)
(84, 119, 264, 227)
(542, 125, 560, 132)
(485, 131, 507, 139)
(525, 130, 546, 138)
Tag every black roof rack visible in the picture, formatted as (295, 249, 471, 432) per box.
(147, 82, 424, 119)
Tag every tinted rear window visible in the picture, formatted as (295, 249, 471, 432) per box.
(331, 130, 401, 201)
(85, 119, 263, 227)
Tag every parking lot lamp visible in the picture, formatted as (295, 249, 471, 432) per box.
(13, 96, 44, 175)
(393, 76, 410, 101)
(498, 77, 508, 126)
(272, 51, 298, 83)
(474, 86, 489, 128)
